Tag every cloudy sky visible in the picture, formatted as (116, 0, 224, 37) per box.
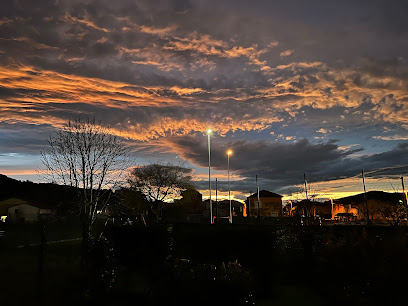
(1, 0, 408, 201)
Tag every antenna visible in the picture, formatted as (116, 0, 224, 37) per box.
(362, 169, 370, 225)
(304, 173, 308, 200)
(390, 182, 396, 193)
(216, 178, 218, 221)
(256, 175, 260, 219)
(401, 176, 408, 208)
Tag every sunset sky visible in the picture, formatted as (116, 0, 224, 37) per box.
(1, 0, 408, 202)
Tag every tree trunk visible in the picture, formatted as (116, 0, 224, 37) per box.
(81, 216, 93, 272)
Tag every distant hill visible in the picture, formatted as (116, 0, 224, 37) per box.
(202, 199, 244, 206)
(0, 174, 79, 212)
(334, 191, 404, 204)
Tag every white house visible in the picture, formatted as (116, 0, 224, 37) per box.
(0, 198, 53, 222)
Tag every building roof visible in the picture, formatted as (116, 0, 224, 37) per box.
(202, 199, 244, 207)
(0, 198, 29, 206)
(0, 198, 29, 215)
(215, 200, 244, 207)
(334, 191, 403, 205)
(0, 197, 55, 215)
(248, 190, 283, 198)
(293, 199, 327, 206)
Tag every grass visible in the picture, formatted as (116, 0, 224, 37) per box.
(2, 223, 408, 305)
(0, 240, 84, 305)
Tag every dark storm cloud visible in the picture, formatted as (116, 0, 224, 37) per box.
(322, 142, 408, 180)
(358, 57, 408, 80)
(0, 122, 49, 154)
(2, 0, 406, 97)
(0, 0, 283, 89)
(167, 136, 362, 187)
(0, 86, 47, 98)
(169, 134, 408, 193)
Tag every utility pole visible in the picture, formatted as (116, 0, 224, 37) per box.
(227, 150, 232, 224)
(289, 200, 293, 217)
(304, 173, 308, 200)
(401, 176, 407, 204)
(207, 129, 212, 224)
(362, 170, 370, 225)
(256, 175, 261, 220)
(330, 198, 334, 220)
(401, 176, 408, 216)
(216, 178, 218, 222)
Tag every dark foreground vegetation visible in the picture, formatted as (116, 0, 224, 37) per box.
(1, 221, 408, 305)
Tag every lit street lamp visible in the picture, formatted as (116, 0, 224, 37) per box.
(207, 129, 213, 224)
(227, 150, 232, 224)
(289, 200, 293, 217)
(330, 198, 334, 220)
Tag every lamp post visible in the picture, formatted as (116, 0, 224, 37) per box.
(330, 198, 334, 220)
(289, 200, 292, 217)
(207, 129, 213, 224)
(227, 150, 232, 224)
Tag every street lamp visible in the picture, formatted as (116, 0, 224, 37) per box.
(330, 198, 334, 220)
(227, 150, 232, 224)
(207, 129, 213, 224)
(289, 200, 293, 217)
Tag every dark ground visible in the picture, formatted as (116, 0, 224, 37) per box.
(1, 221, 408, 305)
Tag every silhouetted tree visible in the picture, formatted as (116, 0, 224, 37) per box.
(128, 163, 193, 220)
(114, 187, 150, 216)
(41, 118, 131, 263)
(175, 188, 203, 214)
(380, 202, 407, 226)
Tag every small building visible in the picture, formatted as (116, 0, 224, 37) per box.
(0, 198, 54, 222)
(334, 191, 404, 223)
(292, 200, 333, 219)
(176, 188, 203, 215)
(247, 190, 283, 217)
(335, 212, 358, 222)
(216, 200, 245, 218)
(202, 199, 245, 219)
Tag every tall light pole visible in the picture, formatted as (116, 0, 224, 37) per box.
(330, 198, 334, 220)
(362, 169, 370, 225)
(207, 129, 213, 224)
(216, 178, 218, 221)
(289, 200, 293, 217)
(227, 150, 232, 224)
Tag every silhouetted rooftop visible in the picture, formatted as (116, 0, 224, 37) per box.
(248, 190, 283, 198)
(335, 191, 404, 204)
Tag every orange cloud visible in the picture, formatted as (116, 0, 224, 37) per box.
(139, 24, 178, 35)
(64, 14, 110, 33)
(280, 49, 294, 57)
(115, 17, 177, 37)
(118, 45, 185, 71)
(169, 86, 205, 95)
(2, 55, 408, 148)
(163, 32, 272, 70)
(0, 64, 284, 142)
(0, 65, 177, 108)
(373, 135, 408, 141)
(0, 169, 45, 176)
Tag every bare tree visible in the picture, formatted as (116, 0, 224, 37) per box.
(380, 203, 407, 226)
(41, 118, 131, 246)
(113, 187, 150, 216)
(128, 163, 194, 219)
